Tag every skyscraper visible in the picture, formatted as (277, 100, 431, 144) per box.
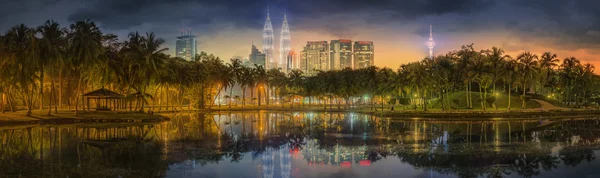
(263, 7, 275, 68)
(249, 44, 266, 67)
(286, 49, 297, 72)
(426, 25, 435, 59)
(300, 41, 329, 76)
(330, 39, 353, 70)
(279, 13, 291, 70)
(175, 30, 197, 61)
(353, 41, 374, 69)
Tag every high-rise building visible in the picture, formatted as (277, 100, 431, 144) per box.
(249, 44, 266, 67)
(330, 39, 353, 70)
(353, 41, 374, 69)
(279, 13, 291, 70)
(286, 49, 297, 72)
(263, 8, 275, 68)
(300, 41, 329, 76)
(175, 30, 197, 61)
(426, 25, 435, 59)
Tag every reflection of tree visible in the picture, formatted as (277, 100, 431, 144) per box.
(559, 147, 596, 166)
(3, 114, 600, 177)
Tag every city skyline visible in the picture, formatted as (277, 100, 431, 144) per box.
(2, 0, 599, 70)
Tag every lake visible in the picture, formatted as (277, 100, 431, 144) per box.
(1, 111, 600, 178)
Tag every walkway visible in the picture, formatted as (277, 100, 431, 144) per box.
(532, 99, 569, 111)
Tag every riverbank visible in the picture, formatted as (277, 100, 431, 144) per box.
(0, 110, 169, 126)
(2, 104, 599, 127)
(158, 105, 600, 120)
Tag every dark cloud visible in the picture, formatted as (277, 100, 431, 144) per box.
(66, 0, 493, 33)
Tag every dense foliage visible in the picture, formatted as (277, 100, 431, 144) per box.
(1, 20, 599, 115)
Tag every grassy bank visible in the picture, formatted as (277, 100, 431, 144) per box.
(0, 109, 169, 126)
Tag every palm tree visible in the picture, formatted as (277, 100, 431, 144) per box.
(484, 47, 508, 93)
(238, 66, 254, 108)
(38, 20, 65, 115)
(539, 52, 559, 94)
(561, 57, 581, 105)
(502, 57, 518, 110)
(467, 53, 492, 110)
(3, 24, 39, 116)
(68, 20, 103, 115)
(516, 52, 539, 109)
(253, 64, 268, 106)
(226, 59, 242, 108)
(457, 44, 477, 108)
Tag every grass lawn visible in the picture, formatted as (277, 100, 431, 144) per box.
(430, 91, 541, 110)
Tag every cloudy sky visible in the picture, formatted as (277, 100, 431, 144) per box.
(1, 0, 600, 69)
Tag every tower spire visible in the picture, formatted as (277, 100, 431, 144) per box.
(429, 25, 432, 40)
(426, 25, 436, 59)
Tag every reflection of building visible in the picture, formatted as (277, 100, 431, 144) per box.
(300, 41, 330, 76)
(262, 148, 274, 178)
(353, 41, 374, 69)
(280, 146, 291, 178)
(176, 30, 197, 61)
(250, 44, 266, 67)
(302, 140, 370, 166)
(330, 39, 353, 70)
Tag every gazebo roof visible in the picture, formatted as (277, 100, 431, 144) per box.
(83, 88, 124, 98)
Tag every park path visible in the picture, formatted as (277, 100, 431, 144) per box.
(532, 99, 568, 110)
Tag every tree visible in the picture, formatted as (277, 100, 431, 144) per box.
(539, 52, 559, 94)
(502, 57, 518, 110)
(516, 52, 539, 109)
(38, 20, 65, 115)
(68, 20, 103, 115)
(3, 24, 40, 116)
(561, 57, 581, 105)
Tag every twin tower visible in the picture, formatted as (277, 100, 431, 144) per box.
(262, 8, 291, 69)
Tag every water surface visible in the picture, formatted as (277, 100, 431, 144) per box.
(1, 112, 600, 178)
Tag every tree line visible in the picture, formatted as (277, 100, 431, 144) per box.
(1, 20, 599, 115)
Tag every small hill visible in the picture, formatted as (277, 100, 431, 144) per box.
(430, 91, 541, 110)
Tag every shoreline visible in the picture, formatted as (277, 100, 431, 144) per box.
(161, 107, 600, 119)
(2, 107, 599, 127)
(0, 111, 170, 128)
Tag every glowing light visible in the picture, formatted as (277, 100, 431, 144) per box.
(426, 25, 435, 59)
(279, 12, 291, 71)
(263, 7, 275, 68)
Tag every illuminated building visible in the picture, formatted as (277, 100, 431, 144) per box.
(263, 8, 277, 68)
(249, 44, 266, 67)
(426, 25, 435, 59)
(330, 39, 353, 70)
(263, 7, 275, 68)
(279, 12, 291, 70)
(353, 41, 374, 69)
(175, 30, 197, 61)
(300, 41, 330, 76)
(286, 50, 297, 72)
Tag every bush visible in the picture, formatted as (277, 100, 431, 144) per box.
(398, 98, 410, 105)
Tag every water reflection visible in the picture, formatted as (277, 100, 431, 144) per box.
(1, 112, 600, 177)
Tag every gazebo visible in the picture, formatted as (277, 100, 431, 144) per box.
(83, 88, 124, 111)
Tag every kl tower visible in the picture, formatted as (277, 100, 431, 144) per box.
(426, 25, 435, 59)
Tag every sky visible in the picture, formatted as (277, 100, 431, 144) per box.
(1, 0, 600, 69)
